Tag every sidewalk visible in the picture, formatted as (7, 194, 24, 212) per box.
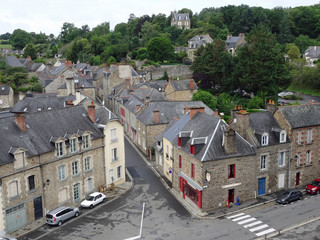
(12, 178, 133, 239)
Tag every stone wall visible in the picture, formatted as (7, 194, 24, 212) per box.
(145, 65, 193, 81)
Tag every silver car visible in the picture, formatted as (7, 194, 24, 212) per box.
(46, 206, 79, 226)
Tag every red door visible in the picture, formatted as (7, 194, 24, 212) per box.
(228, 189, 234, 203)
(296, 172, 300, 186)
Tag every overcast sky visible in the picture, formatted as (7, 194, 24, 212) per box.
(1, 0, 319, 36)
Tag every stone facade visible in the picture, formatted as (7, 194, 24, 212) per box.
(165, 79, 197, 101)
(0, 85, 14, 110)
(145, 65, 193, 81)
(45, 69, 77, 93)
(171, 11, 190, 29)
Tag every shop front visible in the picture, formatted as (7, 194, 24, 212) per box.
(179, 172, 202, 209)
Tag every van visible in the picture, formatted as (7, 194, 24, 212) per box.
(46, 206, 79, 226)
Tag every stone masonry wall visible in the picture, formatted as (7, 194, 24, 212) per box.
(146, 65, 193, 81)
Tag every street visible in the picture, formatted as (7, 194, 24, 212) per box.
(18, 139, 320, 240)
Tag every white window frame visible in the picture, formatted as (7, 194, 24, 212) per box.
(306, 150, 311, 164)
(111, 148, 118, 162)
(307, 129, 312, 143)
(278, 173, 285, 188)
(83, 135, 89, 149)
(56, 142, 63, 156)
(59, 165, 66, 180)
(261, 133, 268, 146)
(70, 138, 76, 153)
(84, 156, 91, 171)
(297, 131, 302, 144)
(296, 152, 301, 166)
(111, 128, 117, 143)
(109, 169, 114, 183)
(117, 166, 122, 179)
(279, 152, 285, 167)
(280, 130, 286, 143)
(72, 161, 79, 175)
(261, 155, 267, 170)
(73, 183, 80, 202)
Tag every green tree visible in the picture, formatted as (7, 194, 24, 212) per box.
(60, 22, 81, 44)
(23, 43, 37, 60)
(152, 14, 168, 31)
(107, 56, 117, 65)
(91, 22, 110, 36)
(147, 37, 174, 62)
(286, 43, 300, 60)
(248, 96, 264, 109)
(10, 29, 31, 49)
(192, 90, 217, 110)
(217, 93, 233, 115)
(136, 48, 147, 60)
(141, 22, 161, 46)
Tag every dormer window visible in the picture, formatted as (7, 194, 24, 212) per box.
(56, 142, 64, 156)
(190, 145, 195, 155)
(178, 137, 182, 147)
(280, 130, 286, 143)
(261, 133, 268, 146)
(70, 138, 77, 153)
(83, 135, 89, 149)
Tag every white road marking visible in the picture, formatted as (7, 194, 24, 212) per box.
(249, 224, 269, 232)
(243, 221, 263, 228)
(124, 202, 145, 240)
(227, 213, 245, 219)
(232, 215, 251, 222)
(238, 217, 256, 225)
(256, 228, 276, 236)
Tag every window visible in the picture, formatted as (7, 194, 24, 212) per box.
(280, 131, 286, 143)
(73, 183, 80, 202)
(109, 169, 114, 183)
(72, 161, 79, 175)
(56, 142, 63, 156)
(83, 135, 89, 149)
(121, 107, 125, 117)
(84, 157, 91, 171)
(14, 152, 25, 169)
(190, 145, 195, 155)
(70, 138, 76, 153)
(307, 129, 312, 143)
(228, 164, 235, 179)
(261, 155, 267, 170)
(111, 128, 117, 142)
(166, 145, 169, 158)
(178, 137, 182, 146)
(279, 152, 285, 167)
(112, 148, 118, 162)
(9, 181, 18, 198)
(59, 165, 66, 180)
(87, 178, 92, 192)
(261, 133, 268, 146)
(296, 153, 301, 166)
(179, 155, 182, 168)
(297, 131, 302, 144)
(117, 166, 122, 179)
(170, 147, 173, 159)
(28, 175, 35, 190)
(191, 163, 195, 178)
(278, 173, 285, 188)
(306, 150, 311, 164)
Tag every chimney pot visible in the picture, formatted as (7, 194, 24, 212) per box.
(190, 80, 194, 89)
(189, 107, 205, 119)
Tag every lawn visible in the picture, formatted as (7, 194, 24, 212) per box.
(0, 44, 12, 49)
(287, 85, 320, 96)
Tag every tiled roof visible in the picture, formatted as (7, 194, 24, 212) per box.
(5, 56, 24, 67)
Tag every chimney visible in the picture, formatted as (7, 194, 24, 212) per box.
(87, 101, 96, 123)
(266, 99, 277, 114)
(153, 109, 160, 124)
(190, 80, 194, 89)
(64, 60, 67, 67)
(125, 79, 131, 89)
(214, 109, 219, 117)
(136, 104, 141, 111)
(27, 56, 32, 61)
(224, 127, 237, 155)
(239, 33, 245, 41)
(144, 96, 150, 106)
(189, 107, 205, 119)
(15, 113, 27, 132)
(232, 110, 250, 140)
(227, 34, 232, 40)
(66, 100, 73, 107)
(66, 77, 75, 95)
(68, 60, 72, 68)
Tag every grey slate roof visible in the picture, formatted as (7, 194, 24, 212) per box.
(0, 85, 11, 95)
(226, 36, 239, 49)
(188, 35, 213, 49)
(278, 104, 320, 129)
(305, 46, 320, 58)
(169, 79, 198, 91)
(163, 113, 190, 141)
(123, 95, 145, 115)
(173, 112, 255, 162)
(0, 105, 104, 165)
(172, 12, 189, 21)
(5, 56, 25, 67)
(58, 77, 94, 89)
(51, 64, 66, 76)
(11, 94, 75, 113)
(130, 88, 167, 102)
(135, 80, 168, 92)
(96, 106, 118, 125)
(249, 111, 288, 146)
(137, 101, 213, 125)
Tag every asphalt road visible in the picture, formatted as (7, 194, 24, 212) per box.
(19, 139, 320, 240)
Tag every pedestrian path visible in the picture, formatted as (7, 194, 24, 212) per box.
(227, 212, 276, 237)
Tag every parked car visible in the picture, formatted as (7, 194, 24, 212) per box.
(46, 206, 79, 226)
(0, 236, 17, 240)
(276, 190, 303, 204)
(306, 178, 320, 195)
(81, 192, 107, 209)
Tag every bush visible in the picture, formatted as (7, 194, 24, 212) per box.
(248, 96, 264, 109)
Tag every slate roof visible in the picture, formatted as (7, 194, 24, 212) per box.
(163, 113, 190, 141)
(123, 95, 145, 115)
(249, 111, 288, 146)
(130, 88, 167, 102)
(11, 94, 76, 113)
(305, 46, 320, 58)
(278, 104, 320, 129)
(0, 85, 11, 95)
(188, 35, 213, 49)
(169, 79, 198, 91)
(137, 101, 213, 125)
(135, 80, 168, 92)
(0, 105, 104, 165)
(51, 64, 66, 76)
(226, 36, 239, 49)
(96, 106, 118, 125)
(172, 12, 189, 21)
(58, 77, 94, 89)
(5, 56, 25, 67)
(172, 112, 255, 162)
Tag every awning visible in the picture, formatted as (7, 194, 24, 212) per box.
(179, 172, 203, 191)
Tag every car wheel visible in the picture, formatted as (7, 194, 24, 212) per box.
(90, 204, 94, 209)
(75, 212, 79, 217)
(58, 221, 63, 226)
(103, 198, 106, 203)
(299, 196, 302, 200)
(285, 200, 289, 205)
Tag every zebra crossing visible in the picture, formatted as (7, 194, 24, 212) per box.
(227, 213, 276, 237)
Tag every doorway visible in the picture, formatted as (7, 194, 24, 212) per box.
(228, 189, 234, 203)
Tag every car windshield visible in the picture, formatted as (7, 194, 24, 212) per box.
(86, 196, 95, 201)
(309, 180, 320, 186)
(281, 191, 290, 196)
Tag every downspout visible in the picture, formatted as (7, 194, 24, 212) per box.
(39, 155, 47, 214)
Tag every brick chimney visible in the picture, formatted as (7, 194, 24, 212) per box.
(87, 101, 96, 123)
(153, 109, 160, 124)
(66, 100, 73, 107)
(66, 77, 75, 95)
(189, 107, 205, 119)
(214, 109, 219, 117)
(145, 96, 150, 106)
(224, 127, 237, 155)
(266, 99, 277, 114)
(190, 80, 194, 89)
(15, 113, 27, 132)
(136, 104, 141, 111)
(232, 110, 250, 140)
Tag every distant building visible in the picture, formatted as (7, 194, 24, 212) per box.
(304, 46, 320, 66)
(225, 33, 246, 55)
(171, 11, 190, 29)
(187, 34, 213, 61)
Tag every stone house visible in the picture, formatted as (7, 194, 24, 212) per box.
(171, 11, 190, 29)
(225, 33, 246, 56)
(0, 103, 125, 234)
(304, 46, 320, 66)
(0, 85, 14, 110)
(231, 108, 291, 196)
(187, 34, 213, 61)
(171, 111, 256, 212)
(272, 103, 320, 188)
(165, 79, 198, 101)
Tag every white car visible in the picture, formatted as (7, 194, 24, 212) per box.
(81, 192, 106, 209)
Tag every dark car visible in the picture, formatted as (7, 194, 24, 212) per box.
(306, 178, 320, 195)
(276, 190, 303, 204)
